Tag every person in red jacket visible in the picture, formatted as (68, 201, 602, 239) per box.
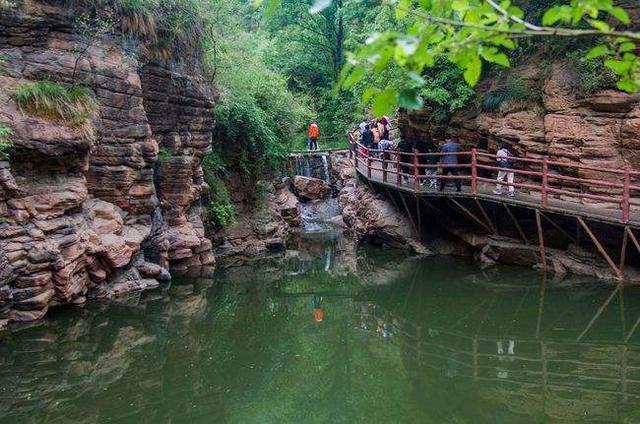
(308, 121, 320, 151)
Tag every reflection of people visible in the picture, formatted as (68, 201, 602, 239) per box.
(312, 295, 324, 322)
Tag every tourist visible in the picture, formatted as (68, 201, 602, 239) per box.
(371, 120, 381, 152)
(308, 120, 320, 151)
(377, 118, 389, 142)
(425, 148, 439, 189)
(379, 138, 393, 170)
(439, 138, 462, 192)
(493, 143, 515, 197)
(415, 139, 430, 187)
(361, 124, 374, 148)
(397, 138, 413, 184)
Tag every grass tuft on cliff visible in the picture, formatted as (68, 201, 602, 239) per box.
(0, 125, 13, 160)
(14, 81, 98, 136)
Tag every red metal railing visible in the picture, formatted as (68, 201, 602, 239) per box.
(349, 142, 640, 224)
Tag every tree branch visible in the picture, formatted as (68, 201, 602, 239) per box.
(398, 4, 640, 42)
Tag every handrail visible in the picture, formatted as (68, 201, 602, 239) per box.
(349, 142, 636, 224)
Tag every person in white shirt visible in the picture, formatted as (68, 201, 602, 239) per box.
(493, 143, 515, 196)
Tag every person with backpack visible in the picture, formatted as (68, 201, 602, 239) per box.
(308, 121, 320, 151)
(439, 138, 462, 192)
(494, 143, 515, 196)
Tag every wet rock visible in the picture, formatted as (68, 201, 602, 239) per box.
(338, 180, 431, 253)
(293, 176, 330, 201)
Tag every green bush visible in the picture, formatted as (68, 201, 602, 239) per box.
(568, 50, 618, 96)
(0, 125, 13, 160)
(506, 76, 534, 101)
(157, 147, 173, 164)
(14, 81, 97, 133)
(480, 90, 510, 112)
(418, 59, 475, 123)
(201, 149, 236, 229)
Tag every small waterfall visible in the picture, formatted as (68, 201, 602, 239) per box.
(324, 246, 332, 272)
(321, 155, 330, 182)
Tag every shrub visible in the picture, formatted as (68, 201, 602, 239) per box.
(480, 90, 510, 112)
(201, 150, 236, 229)
(157, 147, 173, 164)
(568, 50, 618, 96)
(506, 76, 534, 101)
(14, 81, 98, 135)
(0, 125, 13, 160)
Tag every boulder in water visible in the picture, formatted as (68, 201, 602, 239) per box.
(293, 176, 330, 201)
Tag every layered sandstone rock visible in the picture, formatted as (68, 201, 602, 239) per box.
(293, 175, 330, 201)
(211, 178, 299, 261)
(0, 1, 214, 322)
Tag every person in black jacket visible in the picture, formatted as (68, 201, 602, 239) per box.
(396, 138, 413, 184)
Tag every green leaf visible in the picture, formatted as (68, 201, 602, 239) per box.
(463, 54, 482, 86)
(397, 0, 412, 19)
(372, 89, 398, 116)
(610, 6, 631, 25)
(363, 87, 379, 102)
(587, 19, 611, 32)
(480, 49, 510, 67)
(617, 79, 637, 93)
(585, 44, 610, 59)
(542, 6, 569, 25)
(604, 59, 632, 75)
(451, 0, 468, 12)
(619, 42, 636, 53)
(398, 89, 423, 110)
(342, 66, 364, 89)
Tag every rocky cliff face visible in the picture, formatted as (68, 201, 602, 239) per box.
(0, 1, 214, 322)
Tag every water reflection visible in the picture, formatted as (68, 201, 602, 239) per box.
(2, 240, 640, 423)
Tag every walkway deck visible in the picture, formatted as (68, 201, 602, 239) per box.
(352, 146, 640, 228)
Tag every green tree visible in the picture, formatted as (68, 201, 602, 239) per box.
(262, 0, 640, 115)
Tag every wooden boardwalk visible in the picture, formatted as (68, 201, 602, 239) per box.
(349, 144, 640, 280)
(356, 159, 640, 229)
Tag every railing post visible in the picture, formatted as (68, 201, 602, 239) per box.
(382, 151, 388, 184)
(413, 149, 420, 192)
(471, 148, 478, 195)
(367, 147, 372, 180)
(396, 152, 401, 187)
(541, 156, 549, 209)
(353, 143, 358, 169)
(623, 165, 631, 224)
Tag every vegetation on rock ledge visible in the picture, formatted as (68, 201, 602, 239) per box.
(14, 81, 97, 136)
(0, 125, 13, 160)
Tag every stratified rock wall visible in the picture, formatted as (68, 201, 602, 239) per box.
(0, 1, 213, 322)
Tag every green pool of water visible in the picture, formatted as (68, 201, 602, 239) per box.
(2, 236, 640, 423)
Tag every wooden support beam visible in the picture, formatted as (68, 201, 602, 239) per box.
(626, 314, 640, 343)
(620, 226, 629, 273)
(504, 203, 529, 245)
(399, 192, 419, 236)
(577, 217, 624, 280)
(540, 212, 577, 244)
(577, 285, 621, 341)
(536, 275, 546, 338)
(474, 199, 497, 235)
(626, 227, 640, 255)
(419, 197, 447, 217)
(384, 188, 402, 213)
(535, 210, 548, 272)
(450, 198, 493, 234)
(415, 195, 422, 239)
